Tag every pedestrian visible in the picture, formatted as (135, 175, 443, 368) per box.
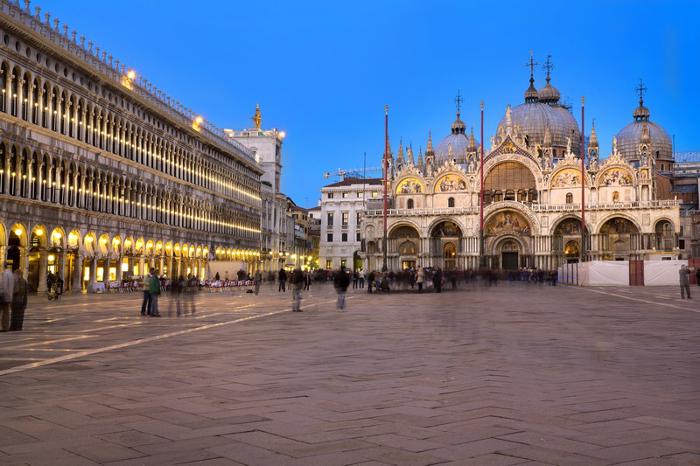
(291, 267, 304, 312)
(352, 270, 358, 289)
(215, 272, 220, 281)
(46, 270, 56, 295)
(148, 268, 162, 316)
(278, 267, 287, 292)
(679, 264, 692, 299)
(334, 266, 350, 311)
(10, 269, 28, 331)
(141, 269, 152, 315)
(416, 266, 424, 293)
(695, 267, 700, 287)
(168, 275, 182, 317)
(367, 270, 375, 294)
(433, 267, 443, 293)
(358, 269, 365, 288)
(254, 269, 262, 295)
(303, 270, 312, 291)
(56, 274, 64, 295)
(0, 264, 15, 332)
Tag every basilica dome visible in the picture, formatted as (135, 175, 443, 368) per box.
(435, 115, 479, 165)
(499, 101, 580, 155)
(614, 99, 672, 162)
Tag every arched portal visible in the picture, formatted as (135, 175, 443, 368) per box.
(655, 220, 674, 252)
(552, 218, 588, 264)
(389, 224, 420, 271)
(443, 242, 457, 270)
(430, 220, 462, 269)
(497, 238, 521, 270)
(599, 217, 640, 259)
(484, 161, 537, 205)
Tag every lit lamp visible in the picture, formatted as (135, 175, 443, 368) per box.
(14, 228, 22, 236)
(125, 239, 132, 247)
(35, 228, 43, 236)
(85, 237, 94, 244)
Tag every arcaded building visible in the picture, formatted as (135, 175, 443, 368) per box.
(0, 3, 263, 292)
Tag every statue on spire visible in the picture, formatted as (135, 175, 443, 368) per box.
(252, 103, 262, 130)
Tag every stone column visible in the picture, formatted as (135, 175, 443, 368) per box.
(138, 256, 145, 277)
(116, 256, 123, 282)
(21, 247, 29, 280)
(37, 248, 48, 293)
(72, 253, 83, 293)
(159, 257, 165, 276)
(87, 255, 98, 292)
(103, 258, 111, 284)
(58, 250, 67, 290)
(166, 257, 173, 278)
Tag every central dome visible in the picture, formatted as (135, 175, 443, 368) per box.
(435, 114, 480, 165)
(499, 102, 580, 156)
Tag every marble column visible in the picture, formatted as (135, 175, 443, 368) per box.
(159, 257, 165, 276)
(72, 253, 83, 293)
(138, 256, 145, 277)
(58, 250, 67, 291)
(116, 256, 123, 282)
(37, 248, 48, 293)
(21, 247, 29, 280)
(103, 258, 111, 284)
(87, 255, 98, 292)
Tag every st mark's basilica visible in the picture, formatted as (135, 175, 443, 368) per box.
(361, 60, 680, 271)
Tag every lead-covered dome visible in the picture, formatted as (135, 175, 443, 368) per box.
(499, 101, 580, 155)
(435, 113, 480, 165)
(615, 98, 672, 162)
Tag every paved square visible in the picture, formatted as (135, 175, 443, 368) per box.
(0, 283, 699, 465)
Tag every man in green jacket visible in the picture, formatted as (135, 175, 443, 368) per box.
(148, 268, 162, 317)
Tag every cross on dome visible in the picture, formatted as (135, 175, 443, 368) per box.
(542, 55, 555, 83)
(454, 90, 464, 119)
(525, 51, 539, 79)
(636, 78, 647, 105)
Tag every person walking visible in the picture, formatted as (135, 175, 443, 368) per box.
(433, 267, 443, 293)
(416, 266, 425, 293)
(254, 270, 262, 295)
(0, 264, 15, 332)
(291, 267, 304, 312)
(148, 268, 162, 316)
(9, 269, 28, 331)
(278, 267, 287, 292)
(358, 269, 365, 288)
(679, 264, 692, 299)
(141, 269, 152, 315)
(334, 266, 350, 311)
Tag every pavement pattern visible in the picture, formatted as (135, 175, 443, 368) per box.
(0, 282, 699, 465)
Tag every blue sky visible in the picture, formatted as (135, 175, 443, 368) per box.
(44, 0, 700, 207)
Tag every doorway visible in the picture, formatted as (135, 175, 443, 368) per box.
(502, 252, 519, 270)
(401, 260, 416, 270)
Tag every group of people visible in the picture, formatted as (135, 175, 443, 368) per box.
(0, 264, 28, 331)
(140, 268, 200, 317)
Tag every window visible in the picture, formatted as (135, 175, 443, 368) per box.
(356, 232, 361, 241)
(327, 233, 333, 242)
(679, 239, 686, 249)
(448, 197, 455, 208)
(341, 259, 347, 268)
(407, 199, 414, 209)
(356, 212, 361, 225)
(326, 259, 332, 269)
(372, 191, 378, 197)
(566, 193, 573, 204)
(357, 191, 363, 198)
(342, 192, 349, 198)
(342, 212, 349, 226)
(327, 192, 334, 199)
(342, 233, 348, 242)
(327, 212, 334, 226)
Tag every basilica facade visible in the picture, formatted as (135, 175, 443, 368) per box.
(361, 70, 680, 271)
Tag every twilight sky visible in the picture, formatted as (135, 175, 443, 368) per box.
(44, 0, 700, 208)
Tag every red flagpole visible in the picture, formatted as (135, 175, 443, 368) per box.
(382, 105, 388, 272)
(479, 101, 485, 267)
(581, 97, 586, 261)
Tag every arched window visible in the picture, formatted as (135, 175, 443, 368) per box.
(448, 197, 455, 208)
(566, 192, 573, 204)
(660, 163, 665, 171)
(407, 199, 414, 209)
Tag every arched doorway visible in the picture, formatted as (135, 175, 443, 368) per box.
(599, 217, 640, 259)
(443, 242, 456, 270)
(564, 240, 580, 261)
(655, 220, 674, 252)
(398, 241, 417, 269)
(553, 218, 587, 264)
(390, 225, 420, 270)
(499, 239, 520, 270)
(7, 225, 24, 272)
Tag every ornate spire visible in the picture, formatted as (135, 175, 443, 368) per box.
(468, 127, 477, 152)
(633, 78, 650, 121)
(589, 121, 598, 147)
(407, 144, 415, 166)
(396, 138, 405, 166)
(543, 124, 552, 147)
(417, 146, 424, 169)
(252, 103, 262, 129)
(524, 51, 539, 103)
(425, 131, 434, 156)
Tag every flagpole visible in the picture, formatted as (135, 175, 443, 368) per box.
(382, 105, 388, 272)
(580, 96, 586, 263)
(479, 101, 485, 269)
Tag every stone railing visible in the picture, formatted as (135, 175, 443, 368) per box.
(0, 0, 255, 162)
(364, 207, 477, 217)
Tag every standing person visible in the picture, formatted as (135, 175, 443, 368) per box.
(303, 270, 312, 291)
(278, 267, 287, 292)
(416, 266, 425, 293)
(0, 264, 15, 332)
(10, 269, 28, 331)
(433, 267, 443, 293)
(56, 274, 64, 295)
(148, 268, 162, 316)
(679, 264, 692, 299)
(352, 270, 358, 289)
(334, 266, 351, 311)
(358, 269, 365, 289)
(215, 272, 220, 281)
(291, 267, 304, 312)
(141, 269, 152, 315)
(695, 267, 700, 287)
(367, 270, 375, 294)
(254, 269, 262, 295)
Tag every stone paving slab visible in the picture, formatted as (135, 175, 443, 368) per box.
(0, 283, 698, 465)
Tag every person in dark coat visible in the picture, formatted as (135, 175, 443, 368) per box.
(334, 266, 351, 311)
(433, 267, 443, 293)
(367, 270, 375, 294)
(278, 268, 287, 292)
(10, 269, 27, 331)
